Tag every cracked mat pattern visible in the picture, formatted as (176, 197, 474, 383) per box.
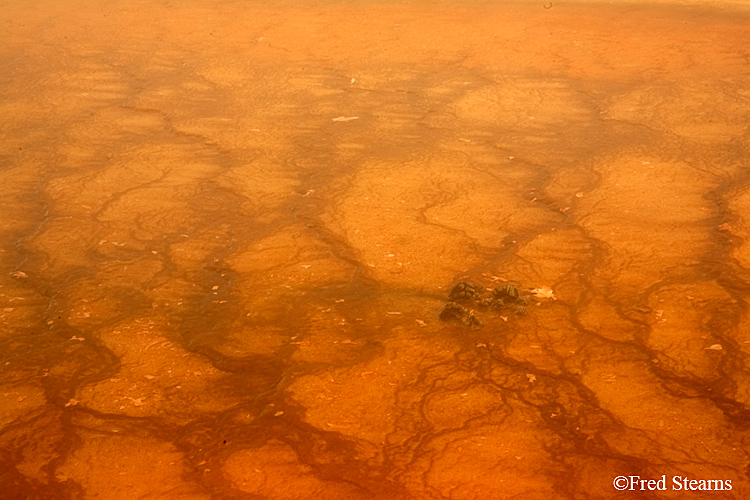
(2, 0, 750, 498)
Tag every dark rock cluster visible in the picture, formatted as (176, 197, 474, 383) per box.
(439, 280, 529, 329)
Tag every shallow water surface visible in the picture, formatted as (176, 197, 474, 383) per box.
(2, 0, 750, 498)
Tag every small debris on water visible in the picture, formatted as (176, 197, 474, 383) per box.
(326, 422, 352, 429)
(531, 286, 556, 300)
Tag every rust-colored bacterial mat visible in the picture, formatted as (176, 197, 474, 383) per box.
(2, 0, 750, 498)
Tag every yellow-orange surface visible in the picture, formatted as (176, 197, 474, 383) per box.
(2, 0, 750, 498)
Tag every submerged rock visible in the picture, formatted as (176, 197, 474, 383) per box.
(438, 301, 483, 329)
(439, 301, 467, 322)
(439, 279, 531, 328)
(448, 281, 483, 301)
(492, 283, 520, 302)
